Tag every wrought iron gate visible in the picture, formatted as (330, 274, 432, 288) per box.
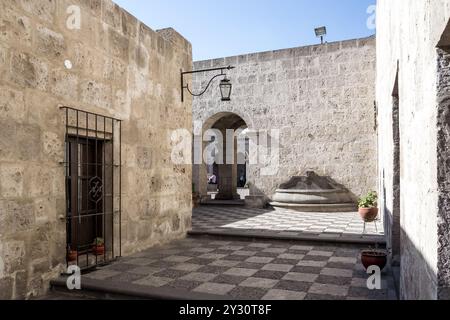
(61, 107, 122, 270)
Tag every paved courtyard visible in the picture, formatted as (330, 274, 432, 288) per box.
(191, 206, 385, 243)
(79, 237, 396, 300)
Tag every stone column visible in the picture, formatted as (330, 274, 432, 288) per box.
(215, 129, 240, 200)
(196, 138, 209, 201)
(244, 130, 267, 208)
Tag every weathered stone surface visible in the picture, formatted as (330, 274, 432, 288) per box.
(0, 200, 35, 234)
(121, 9, 138, 39)
(0, 8, 32, 47)
(3, 241, 26, 274)
(35, 25, 66, 59)
(20, 0, 56, 23)
(0, 277, 14, 300)
(0, 164, 24, 198)
(193, 37, 377, 201)
(0, 244, 5, 279)
(136, 146, 152, 169)
(171, 214, 181, 231)
(42, 131, 64, 162)
(10, 51, 48, 90)
(34, 197, 57, 224)
(0, 87, 25, 122)
(24, 166, 53, 198)
(0, 45, 8, 70)
(25, 90, 60, 128)
(14, 270, 28, 299)
(437, 47, 450, 300)
(108, 28, 130, 61)
(377, 0, 450, 300)
(80, 80, 112, 109)
(102, 0, 122, 30)
(49, 69, 79, 101)
(0, 0, 192, 299)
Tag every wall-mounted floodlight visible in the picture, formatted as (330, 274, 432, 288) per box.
(315, 26, 327, 44)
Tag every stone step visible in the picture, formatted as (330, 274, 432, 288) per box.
(50, 276, 230, 301)
(270, 202, 358, 212)
(201, 200, 245, 206)
(188, 229, 386, 246)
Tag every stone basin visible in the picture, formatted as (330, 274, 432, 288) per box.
(270, 172, 357, 212)
(272, 188, 354, 204)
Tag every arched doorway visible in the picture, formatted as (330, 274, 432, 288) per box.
(195, 112, 249, 202)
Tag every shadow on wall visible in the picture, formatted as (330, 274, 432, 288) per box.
(382, 172, 440, 300)
(247, 183, 272, 207)
(399, 226, 440, 300)
(437, 46, 450, 301)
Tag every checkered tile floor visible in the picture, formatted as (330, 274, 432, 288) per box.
(192, 206, 384, 243)
(84, 237, 396, 300)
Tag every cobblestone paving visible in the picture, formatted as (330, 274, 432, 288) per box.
(192, 206, 384, 242)
(85, 237, 396, 300)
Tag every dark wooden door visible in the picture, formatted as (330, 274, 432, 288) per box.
(67, 137, 104, 253)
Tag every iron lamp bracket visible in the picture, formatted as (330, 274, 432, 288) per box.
(181, 65, 235, 102)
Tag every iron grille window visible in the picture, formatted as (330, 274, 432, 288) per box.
(61, 106, 122, 271)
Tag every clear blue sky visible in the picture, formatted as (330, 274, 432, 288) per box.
(114, 0, 376, 61)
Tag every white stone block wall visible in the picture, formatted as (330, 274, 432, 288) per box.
(0, 0, 193, 299)
(377, 0, 450, 300)
(192, 37, 377, 201)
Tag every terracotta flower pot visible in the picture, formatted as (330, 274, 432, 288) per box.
(359, 207, 378, 222)
(92, 245, 105, 256)
(68, 250, 78, 262)
(361, 250, 387, 270)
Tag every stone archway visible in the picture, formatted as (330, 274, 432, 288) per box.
(194, 112, 250, 202)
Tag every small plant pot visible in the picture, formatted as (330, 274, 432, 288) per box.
(361, 250, 387, 271)
(359, 207, 378, 222)
(67, 250, 78, 262)
(92, 245, 105, 256)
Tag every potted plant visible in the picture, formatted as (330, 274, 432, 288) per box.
(67, 246, 78, 262)
(361, 246, 388, 271)
(358, 191, 378, 222)
(92, 237, 105, 256)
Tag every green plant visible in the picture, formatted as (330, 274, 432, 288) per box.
(358, 191, 378, 208)
(92, 237, 104, 246)
(364, 244, 383, 253)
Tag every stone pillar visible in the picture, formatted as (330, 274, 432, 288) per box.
(197, 139, 209, 201)
(243, 130, 267, 208)
(216, 129, 240, 200)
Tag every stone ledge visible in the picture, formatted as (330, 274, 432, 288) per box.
(187, 230, 386, 246)
(200, 200, 245, 206)
(50, 276, 232, 300)
(269, 202, 358, 213)
(194, 35, 376, 67)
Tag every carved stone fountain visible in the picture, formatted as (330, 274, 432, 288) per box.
(270, 171, 357, 212)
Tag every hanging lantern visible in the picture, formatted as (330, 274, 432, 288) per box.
(219, 77, 232, 101)
(180, 66, 235, 102)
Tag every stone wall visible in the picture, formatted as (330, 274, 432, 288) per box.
(437, 46, 450, 300)
(0, 0, 192, 299)
(376, 0, 450, 300)
(192, 37, 377, 201)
